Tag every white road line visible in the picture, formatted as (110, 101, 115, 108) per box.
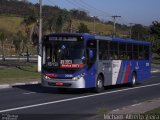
(112, 109, 120, 112)
(131, 103, 142, 107)
(0, 83, 160, 113)
(23, 92, 36, 95)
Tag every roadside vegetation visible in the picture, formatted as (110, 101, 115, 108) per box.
(145, 107, 160, 114)
(0, 63, 40, 84)
(152, 53, 160, 64)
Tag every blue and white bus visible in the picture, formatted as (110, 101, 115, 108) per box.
(41, 33, 151, 92)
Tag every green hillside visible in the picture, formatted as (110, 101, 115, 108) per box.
(0, 15, 23, 33)
(0, 15, 130, 55)
(72, 20, 113, 35)
(0, 15, 115, 55)
(0, 15, 114, 35)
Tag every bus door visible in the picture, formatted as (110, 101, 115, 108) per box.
(110, 42, 120, 85)
(103, 61, 112, 86)
(98, 40, 112, 86)
(112, 60, 122, 85)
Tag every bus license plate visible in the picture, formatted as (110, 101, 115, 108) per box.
(55, 82, 64, 86)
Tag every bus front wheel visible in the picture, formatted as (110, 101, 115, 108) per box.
(94, 75, 104, 93)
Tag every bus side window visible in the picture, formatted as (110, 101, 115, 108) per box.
(138, 45, 144, 59)
(99, 40, 109, 60)
(119, 42, 126, 59)
(133, 44, 138, 60)
(144, 45, 149, 60)
(109, 41, 118, 60)
(127, 43, 132, 60)
(111, 52, 118, 59)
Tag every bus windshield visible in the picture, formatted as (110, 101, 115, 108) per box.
(43, 41, 85, 69)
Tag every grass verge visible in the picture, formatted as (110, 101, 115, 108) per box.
(152, 59, 160, 64)
(0, 15, 23, 34)
(0, 65, 40, 84)
(145, 107, 160, 114)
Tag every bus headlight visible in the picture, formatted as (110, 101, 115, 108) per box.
(72, 73, 86, 80)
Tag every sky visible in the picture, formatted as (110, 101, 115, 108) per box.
(29, 0, 160, 26)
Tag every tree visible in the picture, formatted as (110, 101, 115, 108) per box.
(0, 32, 6, 61)
(13, 31, 23, 54)
(45, 16, 57, 33)
(45, 10, 70, 33)
(131, 24, 149, 40)
(22, 10, 39, 46)
(150, 21, 160, 55)
(150, 21, 160, 38)
(77, 23, 90, 33)
(55, 10, 69, 33)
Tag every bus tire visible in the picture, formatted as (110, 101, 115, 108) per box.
(94, 75, 104, 93)
(129, 72, 136, 87)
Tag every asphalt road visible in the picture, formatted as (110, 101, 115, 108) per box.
(0, 73, 160, 120)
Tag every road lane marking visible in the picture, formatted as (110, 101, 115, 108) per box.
(112, 109, 120, 112)
(23, 92, 36, 95)
(131, 103, 142, 107)
(0, 82, 160, 113)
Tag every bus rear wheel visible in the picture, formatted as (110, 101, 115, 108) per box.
(129, 72, 136, 87)
(94, 75, 104, 93)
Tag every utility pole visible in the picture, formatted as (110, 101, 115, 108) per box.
(93, 16, 95, 34)
(91, 16, 96, 34)
(129, 23, 134, 39)
(38, 0, 42, 72)
(69, 19, 73, 33)
(111, 15, 121, 37)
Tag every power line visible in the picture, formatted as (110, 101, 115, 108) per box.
(70, 1, 131, 25)
(68, 0, 112, 18)
(79, 0, 112, 17)
(46, 0, 56, 5)
(46, 0, 129, 26)
(41, 0, 131, 36)
(111, 15, 121, 37)
(67, 0, 83, 8)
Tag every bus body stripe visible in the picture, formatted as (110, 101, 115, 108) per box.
(124, 63, 131, 83)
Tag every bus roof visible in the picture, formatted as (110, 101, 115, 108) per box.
(94, 35, 151, 45)
(45, 33, 151, 45)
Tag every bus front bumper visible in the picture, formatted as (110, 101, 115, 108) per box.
(41, 77, 85, 88)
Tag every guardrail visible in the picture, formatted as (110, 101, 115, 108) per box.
(0, 56, 37, 61)
(0, 58, 37, 61)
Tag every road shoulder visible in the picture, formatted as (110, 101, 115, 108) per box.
(109, 97, 160, 114)
(86, 97, 160, 120)
(0, 81, 39, 89)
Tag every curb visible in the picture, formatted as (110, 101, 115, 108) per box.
(109, 97, 160, 114)
(0, 84, 11, 89)
(87, 98, 160, 120)
(0, 81, 40, 89)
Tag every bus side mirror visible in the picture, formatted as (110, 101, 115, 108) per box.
(81, 56, 86, 64)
